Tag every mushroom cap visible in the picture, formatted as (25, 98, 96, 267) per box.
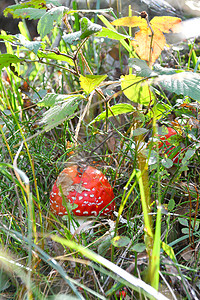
(50, 165, 115, 217)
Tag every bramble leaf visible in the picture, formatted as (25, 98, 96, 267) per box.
(80, 74, 107, 94)
(91, 103, 135, 123)
(38, 94, 84, 131)
(156, 72, 200, 101)
(121, 74, 154, 105)
(80, 17, 102, 39)
(37, 6, 68, 39)
(37, 50, 74, 66)
(3, 0, 46, 18)
(0, 54, 24, 69)
(112, 15, 181, 65)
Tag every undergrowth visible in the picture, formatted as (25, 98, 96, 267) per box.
(0, 0, 200, 299)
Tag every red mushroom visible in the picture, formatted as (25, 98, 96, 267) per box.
(50, 165, 115, 233)
(158, 127, 184, 164)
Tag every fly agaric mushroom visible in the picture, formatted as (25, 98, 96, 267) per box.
(50, 165, 115, 233)
(158, 127, 184, 164)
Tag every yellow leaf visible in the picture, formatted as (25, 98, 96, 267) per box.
(121, 74, 154, 105)
(112, 14, 182, 66)
(131, 27, 166, 65)
(111, 16, 147, 28)
(150, 16, 181, 33)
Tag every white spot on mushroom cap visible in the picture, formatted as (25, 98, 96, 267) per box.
(75, 210, 81, 213)
(83, 211, 89, 215)
(79, 196, 83, 200)
(91, 211, 97, 216)
(84, 193, 88, 197)
(90, 194, 94, 198)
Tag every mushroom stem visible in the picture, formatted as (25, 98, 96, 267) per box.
(69, 217, 95, 234)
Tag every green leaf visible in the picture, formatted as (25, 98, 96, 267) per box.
(41, 101, 78, 131)
(0, 54, 23, 69)
(129, 58, 155, 77)
(168, 198, 175, 211)
(98, 14, 132, 53)
(161, 158, 173, 169)
(37, 6, 68, 39)
(181, 228, 189, 234)
(79, 74, 107, 94)
(80, 17, 102, 39)
(111, 236, 130, 247)
(148, 102, 172, 120)
(3, 0, 46, 18)
(38, 94, 84, 131)
(96, 28, 130, 41)
(121, 74, 154, 105)
(154, 65, 179, 75)
(9, 8, 46, 20)
(15, 34, 42, 54)
(178, 217, 188, 227)
(131, 243, 146, 253)
(37, 50, 74, 66)
(0, 34, 18, 43)
(157, 72, 200, 102)
(182, 149, 195, 164)
(91, 103, 134, 124)
(37, 93, 84, 107)
(132, 128, 148, 137)
(62, 31, 82, 46)
(161, 241, 176, 262)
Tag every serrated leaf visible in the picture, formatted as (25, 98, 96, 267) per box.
(9, 8, 45, 20)
(121, 74, 154, 105)
(91, 103, 134, 124)
(37, 93, 84, 107)
(156, 72, 200, 102)
(62, 31, 82, 46)
(129, 58, 155, 77)
(153, 64, 179, 75)
(37, 6, 68, 39)
(40, 98, 80, 131)
(96, 27, 130, 41)
(0, 54, 23, 69)
(80, 74, 107, 94)
(111, 236, 130, 247)
(37, 50, 74, 66)
(112, 16, 147, 28)
(80, 17, 102, 39)
(15, 34, 42, 54)
(4, 0, 46, 18)
(112, 16, 181, 65)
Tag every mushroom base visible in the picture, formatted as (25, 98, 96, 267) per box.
(69, 217, 95, 235)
